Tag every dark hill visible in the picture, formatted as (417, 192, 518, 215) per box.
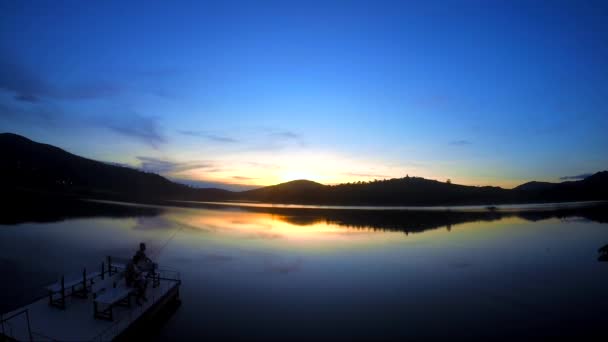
(1, 133, 607, 206)
(512, 172, 608, 203)
(513, 181, 557, 192)
(239, 180, 326, 203)
(234, 176, 513, 205)
(0, 133, 194, 200)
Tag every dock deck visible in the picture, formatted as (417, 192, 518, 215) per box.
(1, 266, 180, 341)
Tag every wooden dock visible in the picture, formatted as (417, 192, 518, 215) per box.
(1, 259, 181, 341)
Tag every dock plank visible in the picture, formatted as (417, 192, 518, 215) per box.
(2, 277, 179, 341)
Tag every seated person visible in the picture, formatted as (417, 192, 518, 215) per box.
(599, 244, 608, 262)
(135, 242, 157, 273)
(126, 254, 148, 304)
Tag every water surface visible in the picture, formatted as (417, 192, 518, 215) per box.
(1, 201, 608, 340)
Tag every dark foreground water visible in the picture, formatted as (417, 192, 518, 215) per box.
(1, 200, 608, 340)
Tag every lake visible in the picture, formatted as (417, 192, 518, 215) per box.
(1, 200, 608, 340)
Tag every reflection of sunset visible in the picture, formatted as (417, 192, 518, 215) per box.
(154, 205, 552, 256)
(165, 208, 407, 250)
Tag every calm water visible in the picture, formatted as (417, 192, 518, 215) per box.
(1, 200, 608, 340)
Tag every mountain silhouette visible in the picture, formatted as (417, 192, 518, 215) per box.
(1, 132, 607, 206)
(0, 132, 191, 198)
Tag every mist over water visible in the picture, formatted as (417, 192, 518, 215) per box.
(2, 200, 608, 339)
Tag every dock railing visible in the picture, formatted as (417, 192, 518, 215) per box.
(88, 268, 181, 341)
(1, 308, 33, 341)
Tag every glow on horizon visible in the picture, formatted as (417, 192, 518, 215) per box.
(160, 150, 523, 190)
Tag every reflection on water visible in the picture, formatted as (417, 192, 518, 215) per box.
(2, 200, 608, 339)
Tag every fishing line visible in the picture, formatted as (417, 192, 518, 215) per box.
(151, 222, 185, 259)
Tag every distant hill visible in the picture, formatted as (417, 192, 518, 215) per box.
(1, 132, 607, 206)
(0, 133, 225, 201)
(512, 172, 608, 202)
(240, 180, 326, 203)
(513, 181, 556, 192)
(232, 177, 513, 205)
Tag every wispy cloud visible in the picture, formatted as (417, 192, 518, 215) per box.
(232, 176, 257, 180)
(170, 177, 259, 191)
(246, 127, 305, 151)
(267, 130, 300, 139)
(344, 172, 390, 179)
(137, 156, 213, 174)
(560, 173, 592, 181)
(0, 102, 57, 122)
(0, 56, 49, 103)
(449, 140, 472, 146)
(179, 127, 305, 151)
(178, 130, 239, 143)
(102, 114, 165, 148)
(0, 56, 121, 103)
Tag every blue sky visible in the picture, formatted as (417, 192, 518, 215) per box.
(1, 0, 607, 189)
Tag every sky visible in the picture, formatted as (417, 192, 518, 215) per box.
(1, 0, 607, 190)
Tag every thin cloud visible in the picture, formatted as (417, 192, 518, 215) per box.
(243, 127, 306, 151)
(178, 127, 305, 151)
(0, 56, 49, 102)
(178, 130, 239, 143)
(0, 56, 121, 102)
(344, 172, 390, 179)
(103, 114, 165, 148)
(268, 130, 299, 139)
(449, 140, 472, 146)
(170, 177, 259, 191)
(137, 156, 214, 174)
(0, 102, 56, 122)
(232, 176, 257, 180)
(560, 173, 592, 181)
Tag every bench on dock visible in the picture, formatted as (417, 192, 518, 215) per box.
(92, 272, 136, 321)
(1, 255, 182, 342)
(45, 268, 101, 309)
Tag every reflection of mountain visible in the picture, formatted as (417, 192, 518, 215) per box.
(0, 189, 163, 225)
(3, 191, 607, 236)
(2, 133, 608, 206)
(177, 201, 608, 235)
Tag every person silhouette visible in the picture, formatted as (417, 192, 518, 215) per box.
(135, 242, 157, 274)
(135, 243, 152, 263)
(126, 254, 148, 304)
(599, 244, 608, 262)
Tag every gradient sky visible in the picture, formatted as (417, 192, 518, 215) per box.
(1, 0, 607, 190)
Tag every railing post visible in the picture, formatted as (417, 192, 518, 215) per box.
(25, 310, 32, 342)
(83, 268, 87, 295)
(60, 276, 65, 309)
(1, 309, 33, 341)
